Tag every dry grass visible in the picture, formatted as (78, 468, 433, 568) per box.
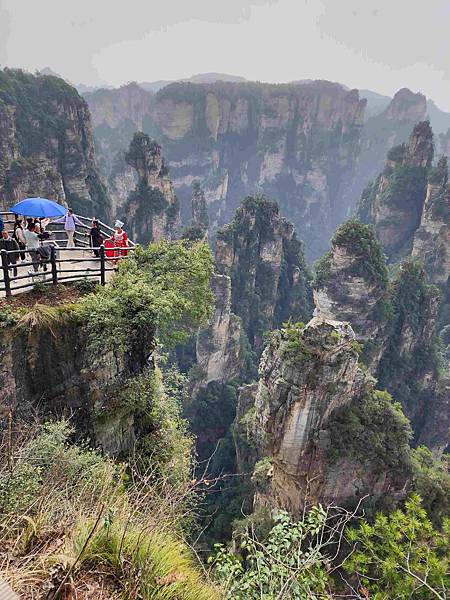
(0, 419, 223, 600)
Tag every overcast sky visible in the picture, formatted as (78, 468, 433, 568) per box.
(1, 0, 450, 109)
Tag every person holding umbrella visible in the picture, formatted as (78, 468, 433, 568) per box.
(53, 207, 83, 248)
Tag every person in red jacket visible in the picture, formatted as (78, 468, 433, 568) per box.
(112, 220, 128, 259)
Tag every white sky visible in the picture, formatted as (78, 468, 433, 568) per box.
(1, 0, 450, 109)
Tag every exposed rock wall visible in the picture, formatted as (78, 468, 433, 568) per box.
(215, 195, 313, 351)
(314, 220, 389, 368)
(192, 180, 209, 230)
(0, 310, 154, 457)
(313, 219, 448, 453)
(86, 80, 366, 260)
(236, 319, 412, 515)
(351, 88, 428, 210)
(412, 156, 450, 284)
(124, 132, 180, 243)
(195, 273, 246, 387)
(0, 69, 109, 219)
(358, 121, 433, 259)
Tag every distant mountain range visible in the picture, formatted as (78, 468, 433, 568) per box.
(36, 67, 450, 134)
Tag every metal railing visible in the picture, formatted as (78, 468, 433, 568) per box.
(0, 212, 136, 249)
(0, 245, 135, 297)
(0, 211, 136, 297)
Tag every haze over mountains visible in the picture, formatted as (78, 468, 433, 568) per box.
(79, 73, 450, 260)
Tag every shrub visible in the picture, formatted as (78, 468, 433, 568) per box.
(0, 420, 218, 599)
(0, 304, 19, 328)
(71, 520, 221, 600)
(328, 388, 413, 472)
(32, 281, 49, 295)
(73, 278, 98, 294)
(0, 420, 120, 525)
(76, 239, 214, 354)
(210, 507, 335, 599)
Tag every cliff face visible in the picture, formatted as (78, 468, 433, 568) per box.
(358, 121, 433, 259)
(351, 88, 428, 210)
(215, 195, 313, 351)
(0, 309, 155, 457)
(314, 220, 389, 368)
(124, 132, 180, 243)
(195, 273, 246, 386)
(376, 261, 445, 451)
(412, 156, 450, 283)
(313, 219, 448, 453)
(0, 69, 109, 219)
(87, 80, 366, 260)
(236, 319, 412, 515)
(191, 180, 209, 230)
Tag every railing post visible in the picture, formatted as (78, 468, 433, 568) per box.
(1, 249, 11, 297)
(100, 244, 106, 286)
(50, 246, 58, 285)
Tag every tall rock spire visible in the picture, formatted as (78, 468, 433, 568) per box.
(124, 132, 180, 244)
(358, 121, 433, 259)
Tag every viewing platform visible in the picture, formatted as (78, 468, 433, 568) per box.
(0, 212, 136, 298)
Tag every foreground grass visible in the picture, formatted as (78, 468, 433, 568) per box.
(0, 420, 222, 599)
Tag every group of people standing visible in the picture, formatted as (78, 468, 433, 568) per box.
(0, 216, 51, 275)
(0, 209, 129, 278)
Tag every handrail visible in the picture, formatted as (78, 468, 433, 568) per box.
(0, 244, 136, 297)
(0, 210, 136, 247)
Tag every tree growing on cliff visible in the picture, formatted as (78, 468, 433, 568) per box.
(346, 494, 449, 600)
(77, 239, 214, 353)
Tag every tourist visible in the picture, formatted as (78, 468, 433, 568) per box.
(112, 220, 128, 258)
(13, 218, 26, 261)
(53, 208, 83, 248)
(23, 222, 41, 272)
(0, 230, 20, 277)
(90, 219, 104, 257)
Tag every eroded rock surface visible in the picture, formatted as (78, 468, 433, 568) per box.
(236, 318, 412, 515)
(0, 69, 109, 219)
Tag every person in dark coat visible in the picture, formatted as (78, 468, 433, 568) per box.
(90, 219, 104, 257)
(13, 218, 26, 260)
(0, 230, 20, 277)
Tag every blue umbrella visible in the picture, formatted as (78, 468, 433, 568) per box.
(9, 197, 67, 218)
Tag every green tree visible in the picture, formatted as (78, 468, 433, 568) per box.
(210, 507, 336, 599)
(77, 239, 214, 353)
(346, 494, 449, 599)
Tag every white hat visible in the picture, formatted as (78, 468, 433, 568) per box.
(115, 219, 124, 228)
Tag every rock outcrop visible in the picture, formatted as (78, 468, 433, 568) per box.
(376, 260, 445, 451)
(351, 88, 428, 210)
(236, 318, 412, 515)
(124, 132, 180, 243)
(412, 156, 450, 283)
(0, 69, 109, 219)
(313, 218, 448, 453)
(215, 194, 313, 351)
(359, 121, 433, 259)
(195, 273, 246, 386)
(192, 180, 209, 230)
(314, 219, 389, 367)
(0, 306, 155, 457)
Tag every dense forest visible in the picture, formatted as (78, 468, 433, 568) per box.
(0, 68, 448, 599)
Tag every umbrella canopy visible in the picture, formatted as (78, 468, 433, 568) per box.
(9, 197, 67, 218)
